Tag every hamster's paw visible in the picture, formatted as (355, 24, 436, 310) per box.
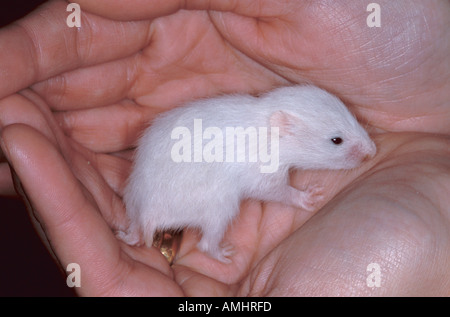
(115, 229, 142, 246)
(299, 185, 325, 211)
(215, 243, 235, 263)
(197, 240, 234, 263)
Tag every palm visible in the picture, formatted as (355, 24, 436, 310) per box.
(30, 0, 449, 153)
(0, 0, 449, 295)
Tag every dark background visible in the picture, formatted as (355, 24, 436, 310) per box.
(0, 0, 76, 296)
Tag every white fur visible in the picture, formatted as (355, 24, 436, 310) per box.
(118, 85, 376, 262)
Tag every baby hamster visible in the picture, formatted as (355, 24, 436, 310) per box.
(117, 85, 376, 263)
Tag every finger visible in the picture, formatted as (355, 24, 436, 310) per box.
(173, 265, 235, 296)
(0, 92, 59, 196)
(54, 101, 159, 153)
(72, 0, 268, 21)
(31, 56, 136, 111)
(0, 0, 151, 99)
(95, 152, 131, 196)
(0, 124, 127, 293)
(15, 89, 130, 230)
(0, 93, 57, 144)
(31, 9, 286, 112)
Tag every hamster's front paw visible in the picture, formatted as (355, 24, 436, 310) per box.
(298, 185, 324, 211)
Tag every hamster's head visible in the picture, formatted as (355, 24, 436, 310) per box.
(268, 86, 376, 170)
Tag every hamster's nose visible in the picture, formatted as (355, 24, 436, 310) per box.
(348, 141, 376, 164)
(362, 153, 372, 162)
(361, 141, 377, 162)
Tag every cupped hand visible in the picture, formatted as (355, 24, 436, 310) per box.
(0, 0, 449, 295)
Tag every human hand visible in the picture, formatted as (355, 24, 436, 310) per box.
(0, 0, 449, 295)
(2, 0, 449, 193)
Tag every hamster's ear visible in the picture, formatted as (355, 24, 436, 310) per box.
(269, 110, 303, 137)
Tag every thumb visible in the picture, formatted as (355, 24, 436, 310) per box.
(0, 124, 123, 292)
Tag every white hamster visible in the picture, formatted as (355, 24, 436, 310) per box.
(117, 85, 376, 262)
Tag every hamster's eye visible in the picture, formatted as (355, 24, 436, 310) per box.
(331, 137, 343, 145)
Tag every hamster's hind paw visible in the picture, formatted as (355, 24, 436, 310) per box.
(116, 229, 142, 246)
(215, 243, 235, 264)
(197, 240, 234, 263)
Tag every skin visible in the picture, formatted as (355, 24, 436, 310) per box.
(0, 0, 449, 296)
